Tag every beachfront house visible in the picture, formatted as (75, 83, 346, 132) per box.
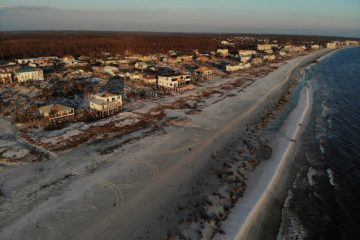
(226, 63, 251, 72)
(89, 92, 122, 117)
(39, 104, 75, 123)
(344, 40, 358, 46)
(195, 67, 213, 79)
(284, 45, 306, 53)
(15, 68, 44, 82)
(311, 44, 320, 50)
(326, 42, 338, 49)
(157, 74, 193, 92)
(257, 44, 278, 51)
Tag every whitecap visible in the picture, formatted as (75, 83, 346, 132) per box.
(326, 168, 336, 187)
(319, 143, 325, 154)
(307, 167, 318, 186)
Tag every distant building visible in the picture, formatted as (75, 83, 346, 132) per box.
(252, 57, 263, 65)
(217, 49, 229, 56)
(195, 67, 213, 79)
(226, 63, 251, 72)
(135, 62, 149, 70)
(176, 55, 193, 62)
(157, 75, 193, 92)
(89, 92, 122, 117)
(279, 51, 288, 57)
(144, 75, 157, 85)
(263, 54, 276, 61)
(39, 104, 74, 123)
(344, 40, 358, 46)
(257, 44, 278, 51)
(221, 40, 234, 46)
(240, 55, 252, 63)
(0, 72, 12, 84)
(129, 73, 144, 81)
(103, 66, 119, 76)
(239, 50, 257, 63)
(284, 45, 306, 53)
(326, 42, 338, 49)
(17, 58, 32, 64)
(196, 55, 210, 62)
(311, 44, 320, 50)
(238, 50, 257, 57)
(31, 57, 50, 67)
(15, 68, 44, 82)
(62, 55, 75, 65)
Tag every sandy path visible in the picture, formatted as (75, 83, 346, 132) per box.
(214, 84, 313, 240)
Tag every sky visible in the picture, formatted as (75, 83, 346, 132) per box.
(0, 0, 359, 37)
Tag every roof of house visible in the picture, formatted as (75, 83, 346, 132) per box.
(16, 68, 42, 73)
(39, 104, 73, 115)
(100, 92, 118, 97)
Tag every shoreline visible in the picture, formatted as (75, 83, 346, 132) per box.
(214, 84, 313, 240)
(214, 51, 333, 239)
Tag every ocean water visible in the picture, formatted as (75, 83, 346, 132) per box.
(277, 47, 360, 240)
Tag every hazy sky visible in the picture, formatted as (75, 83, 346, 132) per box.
(1, 0, 360, 37)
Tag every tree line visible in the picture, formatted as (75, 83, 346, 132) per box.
(0, 32, 218, 59)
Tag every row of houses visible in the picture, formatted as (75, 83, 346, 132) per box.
(0, 68, 44, 84)
(39, 92, 123, 123)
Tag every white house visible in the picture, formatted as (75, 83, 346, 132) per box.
(217, 49, 229, 56)
(311, 44, 320, 49)
(263, 54, 276, 61)
(326, 42, 338, 49)
(157, 75, 193, 92)
(15, 68, 44, 82)
(39, 104, 74, 123)
(344, 40, 358, 46)
(226, 63, 251, 72)
(240, 55, 252, 63)
(257, 44, 278, 51)
(88, 92, 122, 117)
(284, 45, 306, 53)
(239, 50, 257, 57)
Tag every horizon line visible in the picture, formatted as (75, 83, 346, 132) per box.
(1, 30, 359, 40)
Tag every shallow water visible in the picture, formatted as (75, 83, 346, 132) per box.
(277, 47, 360, 240)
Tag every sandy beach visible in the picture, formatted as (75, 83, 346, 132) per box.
(214, 82, 313, 240)
(0, 49, 332, 240)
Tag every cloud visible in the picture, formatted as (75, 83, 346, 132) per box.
(0, 4, 359, 38)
